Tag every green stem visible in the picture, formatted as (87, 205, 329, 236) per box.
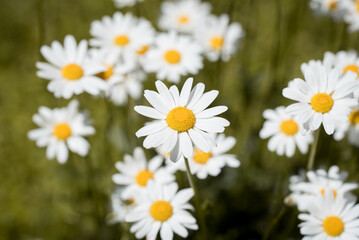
(262, 206, 287, 240)
(307, 128, 320, 171)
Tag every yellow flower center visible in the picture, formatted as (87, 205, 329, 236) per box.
(135, 169, 154, 187)
(193, 149, 212, 164)
(136, 45, 149, 55)
(349, 110, 359, 125)
(164, 50, 181, 64)
(329, 0, 337, 10)
(343, 64, 359, 76)
(322, 216, 344, 236)
(150, 200, 173, 222)
(178, 15, 189, 24)
(53, 123, 72, 140)
(210, 36, 224, 50)
(356, 1, 359, 12)
(97, 64, 114, 80)
(166, 107, 196, 132)
(114, 35, 130, 46)
(310, 93, 334, 113)
(320, 188, 338, 198)
(280, 119, 299, 136)
(61, 64, 84, 81)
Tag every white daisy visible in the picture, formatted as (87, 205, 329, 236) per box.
(28, 100, 95, 164)
(259, 106, 313, 157)
(142, 31, 203, 83)
(36, 35, 107, 99)
(309, 0, 346, 20)
(341, 0, 359, 32)
(126, 181, 198, 240)
(334, 106, 359, 146)
(158, 0, 211, 34)
(298, 189, 359, 239)
(112, 147, 175, 198)
(282, 62, 359, 135)
(134, 77, 230, 162)
(133, 18, 156, 62)
(194, 14, 245, 62)
(113, 0, 144, 8)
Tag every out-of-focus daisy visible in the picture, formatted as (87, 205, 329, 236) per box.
(194, 14, 245, 62)
(298, 189, 359, 239)
(112, 147, 175, 198)
(259, 106, 313, 157)
(334, 106, 359, 146)
(135, 78, 229, 162)
(134, 18, 156, 62)
(341, 0, 359, 32)
(142, 31, 203, 83)
(28, 100, 95, 164)
(126, 181, 198, 240)
(289, 165, 358, 211)
(158, 0, 211, 34)
(283, 62, 358, 135)
(309, 0, 346, 20)
(113, 0, 144, 8)
(36, 35, 107, 99)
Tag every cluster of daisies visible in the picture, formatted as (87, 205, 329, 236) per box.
(310, 0, 359, 32)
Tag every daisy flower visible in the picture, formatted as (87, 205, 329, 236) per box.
(282, 62, 359, 135)
(298, 189, 359, 239)
(259, 106, 313, 157)
(334, 106, 359, 146)
(194, 14, 245, 62)
(158, 0, 211, 34)
(142, 31, 203, 83)
(309, 0, 346, 20)
(133, 18, 156, 62)
(113, 0, 144, 8)
(112, 147, 175, 198)
(289, 165, 358, 211)
(134, 77, 230, 162)
(28, 100, 95, 164)
(36, 35, 107, 99)
(341, 0, 359, 32)
(126, 181, 198, 240)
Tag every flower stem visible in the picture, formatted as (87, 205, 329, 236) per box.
(307, 128, 320, 171)
(184, 158, 208, 239)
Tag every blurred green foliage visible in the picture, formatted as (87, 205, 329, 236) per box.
(1, 0, 359, 239)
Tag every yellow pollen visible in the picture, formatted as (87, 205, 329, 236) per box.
(320, 188, 338, 198)
(114, 35, 130, 46)
(343, 64, 359, 76)
(135, 169, 154, 187)
(61, 64, 83, 80)
(97, 64, 114, 80)
(193, 149, 212, 164)
(136, 45, 149, 55)
(166, 107, 196, 132)
(310, 93, 334, 113)
(323, 216, 344, 236)
(280, 119, 299, 136)
(164, 50, 181, 64)
(178, 15, 189, 24)
(53, 123, 72, 140)
(150, 200, 173, 222)
(210, 36, 224, 50)
(349, 110, 359, 125)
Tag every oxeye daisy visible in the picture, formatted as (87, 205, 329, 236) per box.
(283, 63, 359, 135)
(309, 0, 345, 20)
(28, 100, 95, 164)
(134, 77, 230, 162)
(142, 31, 203, 83)
(194, 14, 245, 62)
(341, 0, 359, 32)
(36, 35, 107, 99)
(259, 106, 313, 157)
(298, 189, 359, 239)
(334, 106, 359, 146)
(112, 147, 175, 198)
(133, 18, 156, 61)
(158, 0, 211, 34)
(126, 181, 198, 240)
(113, 0, 144, 8)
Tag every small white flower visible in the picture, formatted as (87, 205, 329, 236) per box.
(112, 147, 175, 198)
(334, 106, 359, 146)
(36, 35, 107, 99)
(113, 0, 144, 8)
(126, 181, 198, 240)
(194, 14, 245, 62)
(142, 31, 203, 83)
(309, 0, 346, 20)
(28, 100, 95, 164)
(158, 0, 211, 34)
(341, 0, 359, 32)
(135, 78, 229, 162)
(259, 106, 313, 157)
(283, 62, 359, 135)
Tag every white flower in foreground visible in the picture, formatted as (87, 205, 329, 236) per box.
(142, 31, 203, 83)
(334, 106, 359, 146)
(126, 181, 198, 240)
(158, 0, 211, 34)
(290, 165, 358, 211)
(113, 0, 144, 8)
(283, 63, 358, 135)
(298, 189, 359, 239)
(112, 147, 175, 198)
(28, 100, 95, 164)
(259, 106, 313, 157)
(36, 35, 107, 99)
(135, 78, 229, 162)
(194, 14, 245, 62)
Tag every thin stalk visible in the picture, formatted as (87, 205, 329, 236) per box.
(307, 128, 321, 171)
(262, 206, 287, 240)
(184, 158, 207, 239)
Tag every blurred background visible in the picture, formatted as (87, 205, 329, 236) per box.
(1, 0, 359, 239)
